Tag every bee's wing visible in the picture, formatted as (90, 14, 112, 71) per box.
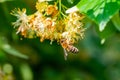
(64, 49, 68, 60)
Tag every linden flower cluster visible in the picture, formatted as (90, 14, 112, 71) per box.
(11, 0, 85, 57)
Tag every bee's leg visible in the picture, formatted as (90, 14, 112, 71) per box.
(64, 49, 68, 60)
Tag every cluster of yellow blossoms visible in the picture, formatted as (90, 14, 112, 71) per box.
(11, 0, 85, 58)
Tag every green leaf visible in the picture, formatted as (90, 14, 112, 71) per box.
(96, 21, 117, 39)
(0, 50, 6, 59)
(0, 36, 28, 59)
(76, 0, 120, 31)
(20, 64, 33, 80)
(111, 11, 120, 31)
(67, 0, 74, 4)
(2, 44, 28, 59)
(0, 0, 13, 3)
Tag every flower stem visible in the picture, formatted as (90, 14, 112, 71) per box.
(59, 0, 61, 13)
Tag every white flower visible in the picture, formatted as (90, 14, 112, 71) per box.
(66, 6, 79, 13)
(38, 0, 53, 2)
(62, 32, 69, 38)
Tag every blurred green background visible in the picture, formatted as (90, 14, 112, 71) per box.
(0, 0, 120, 80)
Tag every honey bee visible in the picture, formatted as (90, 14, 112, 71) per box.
(60, 39, 79, 60)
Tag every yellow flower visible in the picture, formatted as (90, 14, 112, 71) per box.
(36, 1, 48, 13)
(46, 4, 58, 17)
(11, 0, 86, 59)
